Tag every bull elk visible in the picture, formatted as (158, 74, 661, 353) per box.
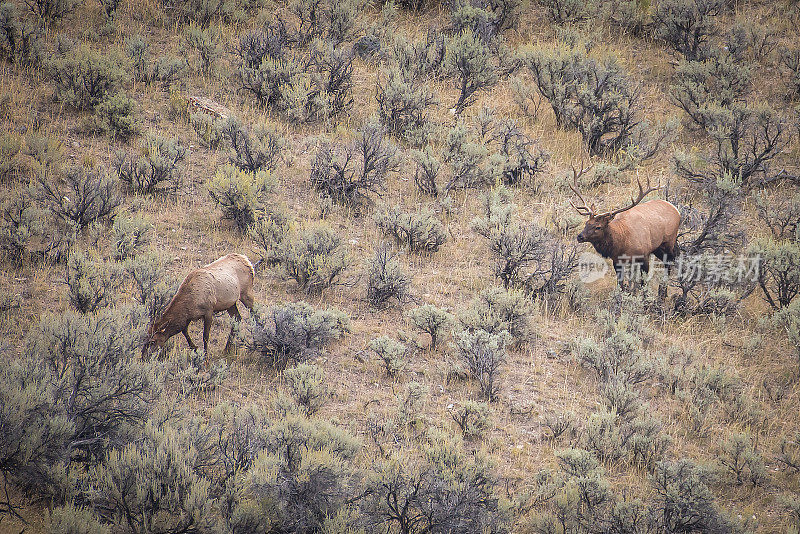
(568, 165, 681, 285)
(143, 253, 257, 357)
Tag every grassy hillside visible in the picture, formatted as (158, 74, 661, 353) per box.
(2, 0, 800, 531)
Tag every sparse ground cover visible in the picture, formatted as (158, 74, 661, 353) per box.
(1, 0, 800, 531)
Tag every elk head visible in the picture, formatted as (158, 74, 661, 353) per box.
(568, 165, 660, 245)
(142, 320, 170, 356)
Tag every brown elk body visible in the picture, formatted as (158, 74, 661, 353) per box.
(143, 253, 256, 356)
(569, 167, 681, 282)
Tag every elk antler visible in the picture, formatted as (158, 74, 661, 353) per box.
(568, 162, 595, 217)
(604, 176, 661, 218)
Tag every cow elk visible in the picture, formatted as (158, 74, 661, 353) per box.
(568, 164, 681, 287)
(143, 253, 257, 359)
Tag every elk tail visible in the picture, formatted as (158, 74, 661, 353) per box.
(252, 257, 264, 273)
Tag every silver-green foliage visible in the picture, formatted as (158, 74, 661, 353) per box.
(444, 29, 498, 114)
(0, 308, 160, 505)
(366, 429, 510, 533)
(37, 165, 121, 230)
(452, 328, 510, 402)
(93, 420, 217, 534)
(407, 304, 453, 350)
(114, 135, 186, 196)
(451, 401, 490, 439)
(246, 301, 349, 371)
(234, 415, 361, 533)
(374, 204, 447, 253)
(65, 247, 116, 313)
(47, 44, 124, 110)
(366, 244, 411, 309)
(284, 363, 329, 416)
(207, 164, 276, 232)
(0, 188, 46, 263)
(369, 336, 407, 377)
(112, 213, 152, 261)
(275, 222, 350, 293)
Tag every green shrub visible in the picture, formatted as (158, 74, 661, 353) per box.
(48, 44, 124, 110)
(443, 121, 490, 191)
(540, 0, 596, 25)
(248, 209, 291, 267)
(459, 287, 531, 345)
(37, 165, 120, 230)
(93, 420, 217, 534)
(237, 415, 360, 533)
(749, 237, 800, 309)
(391, 31, 447, 83)
(93, 92, 138, 141)
(25, 131, 63, 177)
(475, 204, 579, 297)
(0, 308, 159, 509)
(369, 336, 407, 377)
(237, 27, 295, 107)
(542, 411, 575, 441)
(451, 401, 490, 439)
(245, 301, 349, 371)
(407, 304, 453, 350)
(676, 105, 788, 190)
(207, 401, 271, 489)
(717, 432, 766, 487)
(23, 0, 78, 27)
(48, 503, 109, 534)
(124, 34, 188, 87)
(65, 247, 116, 313)
(375, 66, 436, 140)
(753, 190, 800, 240)
(576, 320, 650, 384)
(777, 432, 800, 474)
(670, 53, 751, 131)
(452, 328, 510, 402)
(653, 0, 722, 60)
(605, 0, 652, 36)
(782, 48, 800, 100)
(112, 213, 152, 261)
(488, 119, 549, 186)
(311, 122, 398, 208)
(1, 2, 44, 66)
(366, 244, 411, 309)
(124, 34, 149, 82)
(190, 112, 224, 149)
(374, 204, 447, 254)
(444, 29, 498, 114)
(184, 22, 219, 73)
(725, 20, 776, 63)
(0, 131, 21, 181)
(114, 135, 186, 196)
(410, 146, 442, 197)
(221, 117, 286, 172)
(1, 189, 46, 263)
(284, 363, 329, 416)
(365, 431, 510, 533)
(98, 0, 120, 19)
(650, 459, 735, 532)
(124, 250, 174, 321)
(276, 222, 349, 293)
(208, 164, 276, 231)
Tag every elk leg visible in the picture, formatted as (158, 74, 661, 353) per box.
(183, 326, 198, 351)
(224, 304, 242, 353)
(202, 313, 213, 367)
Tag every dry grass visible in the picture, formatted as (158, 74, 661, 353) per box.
(1, 0, 800, 530)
